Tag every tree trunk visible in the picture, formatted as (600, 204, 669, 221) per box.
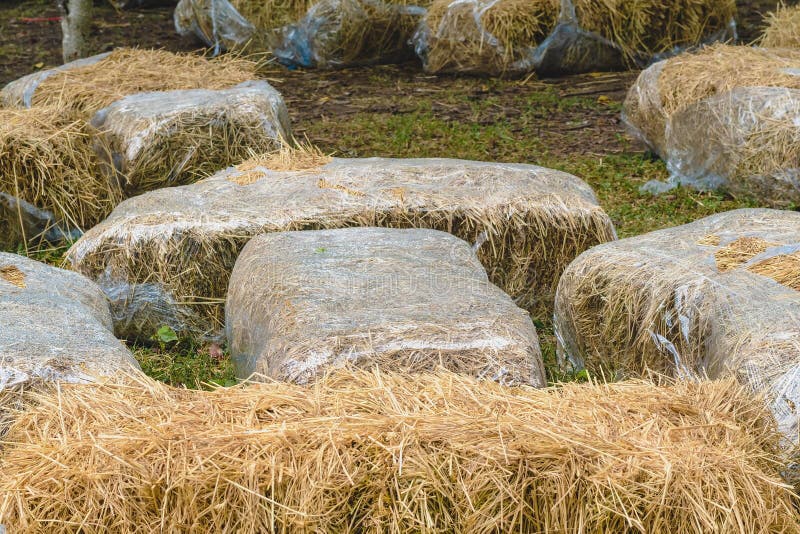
(58, 0, 92, 63)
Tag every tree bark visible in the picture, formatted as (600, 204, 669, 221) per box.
(58, 0, 92, 63)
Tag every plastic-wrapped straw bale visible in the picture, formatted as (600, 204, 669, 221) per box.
(0, 252, 138, 389)
(67, 154, 616, 340)
(174, 0, 427, 68)
(554, 208, 800, 482)
(89, 81, 291, 195)
(226, 227, 546, 386)
(623, 45, 800, 204)
(413, 0, 735, 76)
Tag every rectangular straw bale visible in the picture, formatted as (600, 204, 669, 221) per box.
(226, 227, 545, 386)
(554, 208, 800, 477)
(0, 107, 116, 248)
(0, 252, 139, 389)
(89, 81, 291, 196)
(67, 156, 616, 340)
(0, 369, 797, 532)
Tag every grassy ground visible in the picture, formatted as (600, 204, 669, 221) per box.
(0, 1, 784, 387)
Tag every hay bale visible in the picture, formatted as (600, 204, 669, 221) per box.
(623, 44, 800, 156)
(175, 0, 427, 67)
(67, 155, 615, 341)
(761, 3, 800, 48)
(1, 369, 797, 531)
(623, 45, 800, 203)
(0, 107, 115, 249)
(227, 228, 545, 386)
(415, 0, 735, 76)
(554, 208, 800, 471)
(0, 252, 139, 388)
(662, 86, 800, 204)
(174, 0, 257, 51)
(0, 48, 260, 117)
(270, 0, 426, 68)
(89, 81, 291, 196)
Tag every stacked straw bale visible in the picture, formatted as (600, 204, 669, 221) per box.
(90, 81, 291, 195)
(226, 228, 546, 386)
(0, 252, 139, 388)
(0, 369, 797, 532)
(761, 3, 800, 48)
(415, 0, 736, 76)
(623, 44, 800, 204)
(0, 49, 272, 247)
(67, 154, 615, 340)
(0, 48, 260, 117)
(554, 208, 800, 475)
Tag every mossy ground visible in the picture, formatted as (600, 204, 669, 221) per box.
(0, 1, 783, 386)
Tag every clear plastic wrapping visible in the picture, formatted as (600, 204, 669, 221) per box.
(175, 0, 425, 67)
(554, 208, 800, 480)
(270, 0, 425, 68)
(67, 157, 615, 341)
(226, 227, 546, 386)
(89, 80, 291, 195)
(623, 45, 800, 205)
(0, 252, 139, 390)
(414, 0, 735, 76)
(174, 0, 256, 53)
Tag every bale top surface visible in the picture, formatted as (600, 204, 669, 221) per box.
(1, 48, 260, 116)
(226, 227, 545, 386)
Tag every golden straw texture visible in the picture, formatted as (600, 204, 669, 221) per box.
(0, 369, 797, 533)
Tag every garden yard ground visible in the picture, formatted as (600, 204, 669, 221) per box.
(1, 0, 788, 387)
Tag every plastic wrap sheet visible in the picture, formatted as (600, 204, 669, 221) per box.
(67, 157, 615, 341)
(90, 80, 291, 196)
(413, 0, 734, 76)
(623, 46, 800, 204)
(226, 227, 545, 386)
(554, 208, 800, 479)
(0, 252, 139, 390)
(0, 53, 110, 109)
(270, 0, 425, 69)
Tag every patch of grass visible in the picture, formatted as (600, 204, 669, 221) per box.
(132, 327, 236, 389)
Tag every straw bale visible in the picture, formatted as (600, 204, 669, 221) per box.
(0, 48, 260, 117)
(226, 228, 545, 386)
(554, 208, 800, 467)
(89, 81, 291, 196)
(174, 0, 257, 51)
(0, 369, 797, 532)
(269, 0, 426, 68)
(67, 156, 615, 341)
(416, 0, 734, 76)
(761, 4, 800, 48)
(0, 252, 139, 389)
(660, 86, 800, 204)
(623, 44, 800, 156)
(0, 107, 115, 249)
